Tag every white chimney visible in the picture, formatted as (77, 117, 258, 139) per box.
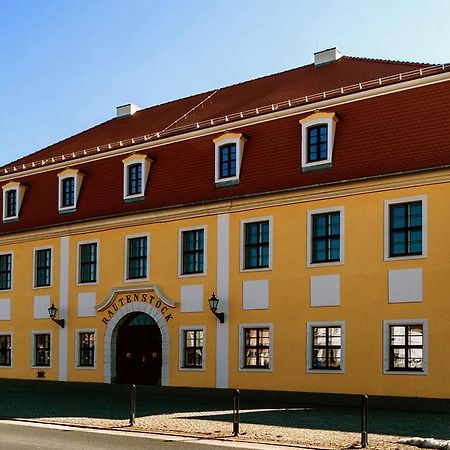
(116, 103, 140, 118)
(314, 48, 343, 67)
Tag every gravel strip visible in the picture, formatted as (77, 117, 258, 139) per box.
(29, 411, 415, 450)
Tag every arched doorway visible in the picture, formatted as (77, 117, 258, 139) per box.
(116, 313, 162, 385)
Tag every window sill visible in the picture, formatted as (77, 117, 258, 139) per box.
(58, 207, 76, 215)
(215, 178, 239, 188)
(33, 285, 52, 290)
(2, 217, 19, 224)
(124, 195, 145, 203)
(75, 365, 96, 370)
(383, 370, 427, 376)
(384, 254, 427, 262)
(0, 365, 12, 369)
(240, 266, 272, 273)
(178, 367, 205, 372)
(307, 368, 344, 374)
(239, 367, 272, 372)
(302, 161, 332, 173)
(307, 260, 343, 268)
(178, 272, 207, 279)
(124, 276, 150, 283)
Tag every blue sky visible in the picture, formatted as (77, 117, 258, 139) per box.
(0, 0, 449, 167)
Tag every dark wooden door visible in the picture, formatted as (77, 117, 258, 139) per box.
(116, 313, 162, 385)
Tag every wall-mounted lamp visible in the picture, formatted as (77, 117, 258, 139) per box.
(48, 303, 65, 328)
(208, 293, 224, 323)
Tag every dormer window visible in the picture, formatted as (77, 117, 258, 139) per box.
(62, 177, 75, 208)
(5, 190, 17, 218)
(213, 132, 246, 186)
(58, 169, 84, 213)
(128, 163, 142, 196)
(2, 182, 26, 222)
(219, 144, 237, 179)
(300, 112, 338, 172)
(122, 154, 152, 202)
(307, 125, 328, 163)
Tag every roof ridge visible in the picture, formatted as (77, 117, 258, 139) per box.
(343, 55, 434, 67)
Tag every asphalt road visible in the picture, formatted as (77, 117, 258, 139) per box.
(0, 420, 295, 450)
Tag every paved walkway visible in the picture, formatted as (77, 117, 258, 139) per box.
(0, 380, 448, 449)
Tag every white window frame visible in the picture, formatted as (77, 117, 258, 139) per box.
(75, 328, 97, 370)
(57, 169, 84, 213)
(306, 321, 345, 374)
(0, 332, 13, 369)
(122, 153, 152, 201)
(76, 240, 99, 286)
(178, 226, 207, 278)
(240, 216, 273, 272)
(300, 112, 338, 172)
(31, 330, 52, 369)
(2, 182, 26, 222)
(0, 251, 13, 291)
(307, 206, 344, 267)
(178, 326, 206, 371)
(238, 323, 273, 372)
(384, 195, 427, 261)
(124, 233, 150, 282)
(213, 132, 246, 186)
(383, 319, 428, 375)
(32, 246, 53, 289)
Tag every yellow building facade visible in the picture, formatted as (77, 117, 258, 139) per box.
(0, 49, 449, 399)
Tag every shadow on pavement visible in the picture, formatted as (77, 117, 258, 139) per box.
(0, 379, 448, 440)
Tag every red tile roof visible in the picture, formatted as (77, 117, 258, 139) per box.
(2, 56, 433, 171)
(1, 55, 449, 233)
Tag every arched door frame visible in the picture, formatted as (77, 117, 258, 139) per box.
(103, 302, 170, 385)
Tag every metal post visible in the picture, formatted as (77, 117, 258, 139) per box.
(129, 384, 136, 426)
(361, 394, 368, 448)
(233, 389, 240, 436)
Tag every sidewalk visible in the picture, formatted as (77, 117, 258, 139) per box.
(0, 379, 448, 449)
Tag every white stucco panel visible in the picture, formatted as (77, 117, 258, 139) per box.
(77, 292, 97, 317)
(242, 279, 269, 310)
(310, 274, 340, 307)
(180, 285, 204, 312)
(388, 268, 423, 303)
(33, 295, 50, 319)
(0, 298, 11, 320)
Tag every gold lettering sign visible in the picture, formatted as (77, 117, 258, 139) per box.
(99, 290, 175, 325)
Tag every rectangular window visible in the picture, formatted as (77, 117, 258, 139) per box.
(78, 332, 95, 367)
(307, 125, 328, 162)
(34, 333, 50, 367)
(311, 326, 342, 370)
(0, 253, 12, 290)
(244, 328, 270, 368)
(389, 324, 423, 371)
(127, 163, 142, 196)
(61, 177, 75, 208)
(0, 335, 11, 366)
(183, 329, 203, 368)
(389, 202, 422, 257)
(182, 230, 204, 275)
(127, 236, 147, 279)
(79, 243, 97, 283)
(311, 212, 340, 263)
(5, 190, 17, 218)
(244, 221, 270, 269)
(219, 144, 237, 179)
(35, 249, 51, 287)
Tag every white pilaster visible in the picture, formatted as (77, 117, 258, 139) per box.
(59, 236, 69, 381)
(216, 214, 230, 388)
